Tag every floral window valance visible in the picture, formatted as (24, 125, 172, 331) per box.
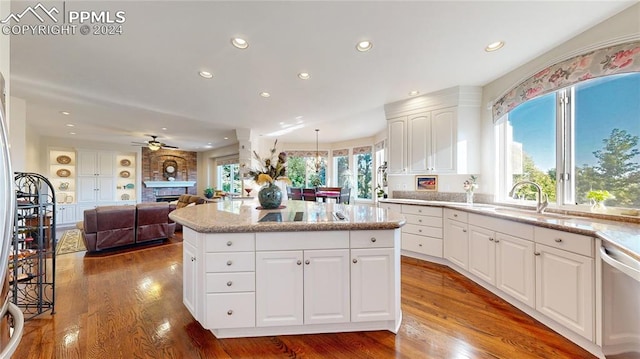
(286, 150, 329, 158)
(492, 40, 640, 121)
(332, 149, 349, 156)
(217, 156, 239, 166)
(353, 146, 372, 155)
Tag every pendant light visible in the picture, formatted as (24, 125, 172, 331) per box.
(315, 129, 320, 173)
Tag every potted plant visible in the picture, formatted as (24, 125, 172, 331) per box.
(586, 190, 613, 212)
(203, 187, 215, 199)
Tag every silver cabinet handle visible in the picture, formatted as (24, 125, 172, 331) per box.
(352, 259, 358, 264)
(305, 260, 310, 265)
(226, 241, 233, 246)
(462, 229, 467, 233)
(191, 257, 196, 261)
(418, 219, 422, 223)
(454, 213, 458, 217)
(418, 243, 423, 247)
(554, 238, 563, 243)
(534, 252, 541, 256)
(418, 209, 422, 213)
(227, 310, 233, 315)
(495, 239, 500, 243)
(370, 237, 377, 243)
(297, 260, 302, 265)
(226, 281, 232, 287)
(489, 238, 494, 241)
(418, 229, 422, 233)
(226, 260, 232, 266)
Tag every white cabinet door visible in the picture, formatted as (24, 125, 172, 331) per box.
(183, 241, 198, 318)
(55, 204, 76, 225)
(430, 108, 455, 172)
(444, 219, 469, 270)
(77, 177, 98, 203)
(496, 233, 535, 308)
(351, 248, 395, 322)
(388, 117, 406, 174)
(468, 225, 496, 285)
(535, 243, 594, 341)
(256, 251, 304, 327)
(303, 249, 350, 325)
(96, 177, 114, 202)
(77, 150, 114, 176)
(407, 112, 430, 173)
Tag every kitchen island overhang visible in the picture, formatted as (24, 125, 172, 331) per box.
(171, 199, 405, 338)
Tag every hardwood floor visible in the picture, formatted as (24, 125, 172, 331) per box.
(14, 233, 596, 358)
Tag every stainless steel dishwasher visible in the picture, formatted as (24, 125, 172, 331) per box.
(600, 242, 640, 358)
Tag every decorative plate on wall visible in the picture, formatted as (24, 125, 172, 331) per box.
(65, 195, 74, 203)
(120, 170, 130, 178)
(56, 169, 71, 177)
(56, 155, 72, 164)
(121, 194, 130, 200)
(120, 159, 131, 167)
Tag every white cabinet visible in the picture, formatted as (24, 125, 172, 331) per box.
(468, 225, 496, 283)
(183, 238, 198, 318)
(77, 150, 114, 177)
(256, 249, 350, 327)
(534, 228, 595, 341)
(384, 86, 481, 174)
(407, 109, 456, 173)
(444, 209, 469, 270)
(55, 204, 76, 225)
(77, 176, 114, 203)
(401, 205, 443, 258)
(351, 247, 396, 322)
(388, 117, 407, 174)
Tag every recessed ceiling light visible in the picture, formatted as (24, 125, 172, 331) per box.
(298, 72, 311, 80)
(260, 92, 271, 98)
(207, 142, 212, 145)
(65, 123, 75, 127)
(356, 40, 373, 52)
(224, 137, 229, 140)
(231, 37, 249, 49)
(408, 90, 420, 96)
(199, 70, 213, 79)
(60, 111, 70, 115)
(161, 127, 168, 131)
(69, 132, 76, 135)
(485, 41, 505, 52)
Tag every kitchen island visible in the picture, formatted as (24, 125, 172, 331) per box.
(169, 199, 406, 339)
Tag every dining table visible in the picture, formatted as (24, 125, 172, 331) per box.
(315, 190, 341, 202)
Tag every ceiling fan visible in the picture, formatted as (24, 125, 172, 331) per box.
(132, 135, 179, 151)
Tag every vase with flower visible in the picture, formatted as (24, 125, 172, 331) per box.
(463, 175, 478, 204)
(248, 140, 291, 209)
(586, 190, 613, 213)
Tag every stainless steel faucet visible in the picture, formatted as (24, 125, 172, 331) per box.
(508, 180, 549, 213)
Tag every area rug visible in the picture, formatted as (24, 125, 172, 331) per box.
(56, 229, 86, 255)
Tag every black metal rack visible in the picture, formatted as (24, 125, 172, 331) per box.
(11, 172, 56, 320)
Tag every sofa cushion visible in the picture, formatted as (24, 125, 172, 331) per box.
(136, 203, 172, 243)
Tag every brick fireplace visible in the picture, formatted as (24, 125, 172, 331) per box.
(141, 147, 198, 202)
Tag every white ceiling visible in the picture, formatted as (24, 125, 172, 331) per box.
(9, 0, 635, 151)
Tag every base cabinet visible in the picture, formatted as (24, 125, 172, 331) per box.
(444, 210, 469, 270)
(185, 229, 401, 338)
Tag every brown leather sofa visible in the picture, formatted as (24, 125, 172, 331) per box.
(81, 203, 175, 253)
(169, 194, 205, 231)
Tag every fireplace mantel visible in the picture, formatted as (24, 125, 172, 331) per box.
(143, 181, 196, 188)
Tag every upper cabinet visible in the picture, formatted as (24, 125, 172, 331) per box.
(77, 150, 114, 177)
(385, 86, 481, 174)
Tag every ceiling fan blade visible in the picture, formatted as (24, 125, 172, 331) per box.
(162, 145, 179, 149)
(131, 141, 148, 145)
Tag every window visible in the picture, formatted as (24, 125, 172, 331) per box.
(217, 163, 241, 194)
(354, 146, 373, 200)
(333, 149, 351, 188)
(287, 155, 326, 188)
(498, 72, 640, 211)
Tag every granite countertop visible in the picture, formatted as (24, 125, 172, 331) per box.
(169, 199, 406, 233)
(380, 198, 640, 260)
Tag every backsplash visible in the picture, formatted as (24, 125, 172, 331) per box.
(391, 191, 493, 204)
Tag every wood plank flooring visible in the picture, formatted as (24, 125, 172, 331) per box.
(13, 234, 596, 358)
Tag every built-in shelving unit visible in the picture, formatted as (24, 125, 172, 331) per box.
(12, 172, 56, 320)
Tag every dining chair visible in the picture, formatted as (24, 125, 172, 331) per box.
(290, 187, 303, 200)
(339, 187, 351, 204)
(302, 188, 317, 201)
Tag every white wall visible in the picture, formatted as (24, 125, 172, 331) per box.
(479, 3, 640, 196)
(198, 143, 239, 194)
(8, 97, 26, 171)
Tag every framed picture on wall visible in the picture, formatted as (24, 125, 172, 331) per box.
(415, 175, 438, 191)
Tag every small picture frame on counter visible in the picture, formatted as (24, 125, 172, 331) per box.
(415, 175, 438, 191)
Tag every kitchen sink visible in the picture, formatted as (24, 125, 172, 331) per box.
(475, 206, 573, 220)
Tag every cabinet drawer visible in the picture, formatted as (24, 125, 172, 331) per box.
(350, 230, 395, 248)
(404, 213, 442, 227)
(379, 203, 402, 214)
(534, 227, 593, 257)
(203, 233, 255, 252)
(256, 231, 349, 250)
(402, 205, 442, 217)
(205, 272, 255, 293)
(445, 208, 468, 222)
(402, 223, 443, 238)
(468, 213, 533, 241)
(402, 233, 442, 257)
(205, 292, 255, 329)
(204, 252, 255, 272)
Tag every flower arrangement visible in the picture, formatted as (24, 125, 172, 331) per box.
(463, 175, 478, 193)
(248, 139, 291, 186)
(586, 190, 613, 203)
